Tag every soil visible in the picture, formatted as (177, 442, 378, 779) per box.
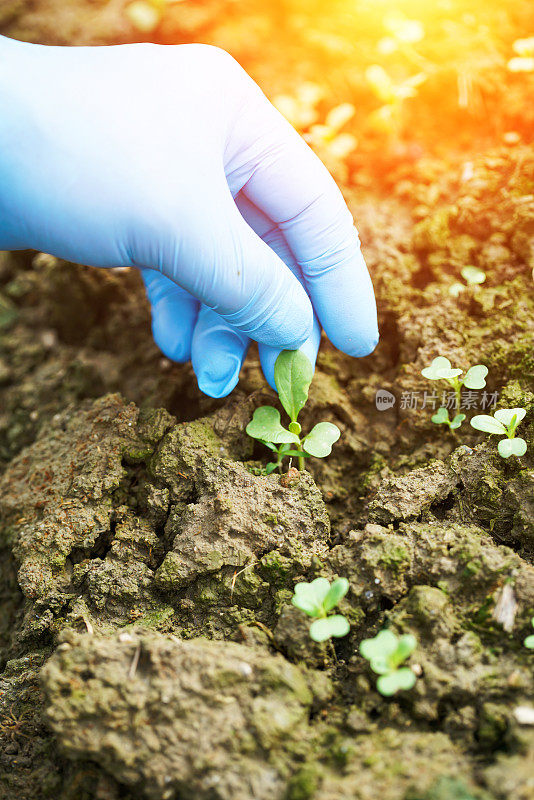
(1, 2, 533, 799)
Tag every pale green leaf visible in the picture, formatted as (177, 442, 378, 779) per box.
(246, 406, 299, 444)
(360, 629, 397, 661)
(310, 614, 350, 642)
(494, 407, 526, 427)
(524, 635, 534, 649)
(377, 667, 416, 696)
(369, 656, 391, 675)
(448, 282, 465, 298)
(323, 577, 349, 612)
(421, 356, 452, 380)
(498, 437, 527, 458)
(302, 422, 341, 458)
(463, 364, 488, 389)
(292, 578, 331, 616)
(450, 413, 466, 429)
(470, 414, 506, 435)
(437, 368, 463, 380)
(376, 672, 399, 696)
(461, 266, 486, 285)
(274, 350, 314, 423)
(395, 634, 417, 661)
(431, 407, 449, 425)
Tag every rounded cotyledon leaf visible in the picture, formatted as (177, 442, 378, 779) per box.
(450, 413, 466, 429)
(448, 282, 465, 298)
(421, 357, 462, 381)
(302, 422, 341, 458)
(377, 668, 416, 696)
(292, 577, 331, 616)
(309, 615, 350, 642)
(323, 577, 349, 612)
(360, 629, 398, 661)
(395, 634, 417, 662)
(461, 266, 486, 285)
(431, 407, 449, 424)
(274, 350, 314, 423)
(246, 406, 299, 445)
(498, 437, 527, 458)
(494, 407, 526, 428)
(369, 655, 392, 675)
(470, 414, 507, 435)
(463, 364, 488, 390)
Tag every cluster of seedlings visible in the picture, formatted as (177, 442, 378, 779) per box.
(290, 577, 418, 697)
(289, 577, 533, 696)
(247, 349, 528, 470)
(421, 356, 528, 458)
(244, 349, 531, 696)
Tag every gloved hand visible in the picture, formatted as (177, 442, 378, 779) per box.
(0, 37, 378, 396)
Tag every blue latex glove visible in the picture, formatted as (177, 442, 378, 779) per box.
(0, 37, 378, 396)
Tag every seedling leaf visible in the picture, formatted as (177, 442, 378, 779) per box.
(274, 350, 313, 422)
(395, 634, 417, 662)
(431, 407, 449, 424)
(494, 407, 526, 427)
(246, 407, 299, 444)
(309, 614, 350, 642)
(524, 635, 534, 649)
(377, 668, 416, 696)
(421, 356, 451, 379)
(359, 629, 397, 661)
(292, 578, 331, 616)
(498, 437, 527, 458)
(302, 422, 341, 458)
(470, 415, 507, 435)
(449, 282, 465, 298)
(323, 577, 349, 612)
(463, 364, 488, 389)
(461, 266, 486, 285)
(421, 357, 462, 380)
(450, 413, 466, 429)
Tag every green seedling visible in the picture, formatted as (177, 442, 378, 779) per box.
(524, 618, 534, 649)
(360, 629, 417, 696)
(246, 350, 340, 473)
(431, 406, 466, 431)
(421, 357, 488, 412)
(470, 407, 527, 458)
(449, 266, 486, 297)
(291, 577, 350, 642)
(461, 266, 486, 285)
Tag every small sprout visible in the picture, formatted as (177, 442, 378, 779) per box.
(431, 407, 466, 430)
(448, 282, 465, 298)
(470, 407, 528, 458)
(247, 350, 341, 472)
(421, 356, 488, 414)
(461, 266, 486, 286)
(449, 266, 486, 295)
(360, 629, 417, 696)
(291, 577, 350, 642)
(524, 618, 534, 649)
